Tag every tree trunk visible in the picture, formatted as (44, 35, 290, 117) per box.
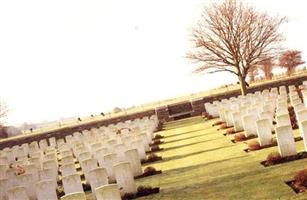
(238, 75, 247, 96)
(267, 72, 273, 80)
(248, 72, 255, 83)
(287, 68, 293, 76)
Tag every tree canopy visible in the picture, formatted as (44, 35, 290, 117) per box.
(279, 50, 305, 76)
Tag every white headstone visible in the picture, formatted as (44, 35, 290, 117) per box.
(60, 192, 86, 200)
(0, 178, 8, 200)
(276, 125, 297, 157)
(224, 110, 234, 127)
(6, 168, 19, 188)
(39, 168, 57, 189)
(297, 109, 307, 136)
(61, 155, 74, 165)
(80, 158, 98, 184)
(0, 164, 8, 179)
(61, 163, 77, 177)
(114, 144, 128, 162)
(95, 184, 121, 200)
(232, 112, 244, 132)
(24, 164, 39, 183)
(125, 149, 142, 177)
(300, 120, 307, 152)
(49, 137, 57, 148)
(242, 114, 258, 137)
(95, 148, 109, 167)
(39, 140, 48, 151)
(62, 174, 84, 194)
(88, 167, 108, 192)
(5, 149, 15, 163)
(16, 173, 36, 200)
(78, 152, 91, 162)
(276, 114, 291, 127)
(35, 179, 58, 200)
(256, 119, 273, 146)
(7, 186, 30, 200)
(113, 162, 136, 195)
(28, 157, 42, 170)
(42, 159, 58, 181)
(131, 139, 146, 160)
(103, 153, 118, 183)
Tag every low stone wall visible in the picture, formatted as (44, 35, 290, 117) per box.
(0, 110, 156, 149)
(156, 75, 307, 122)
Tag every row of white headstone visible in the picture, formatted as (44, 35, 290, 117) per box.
(0, 115, 159, 200)
(0, 182, 121, 200)
(205, 82, 307, 157)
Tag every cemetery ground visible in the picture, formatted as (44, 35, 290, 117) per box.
(5, 70, 305, 138)
(118, 116, 307, 200)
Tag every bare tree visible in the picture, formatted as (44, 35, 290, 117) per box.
(279, 50, 305, 76)
(247, 65, 258, 83)
(258, 57, 275, 80)
(0, 100, 9, 126)
(187, 0, 286, 95)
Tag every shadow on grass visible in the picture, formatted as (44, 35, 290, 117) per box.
(163, 133, 216, 145)
(163, 155, 249, 174)
(163, 129, 216, 139)
(163, 119, 205, 130)
(154, 145, 235, 163)
(162, 137, 223, 152)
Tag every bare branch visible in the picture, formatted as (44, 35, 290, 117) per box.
(187, 0, 286, 94)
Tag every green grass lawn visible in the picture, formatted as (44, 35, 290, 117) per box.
(131, 116, 307, 200)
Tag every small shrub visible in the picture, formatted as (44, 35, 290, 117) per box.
(202, 112, 209, 117)
(226, 128, 235, 135)
(212, 121, 224, 126)
(266, 151, 282, 165)
(136, 185, 160, 197)
(82, 183, 91, 191)
(122, 192, 137, 200)
(143, 166, 160, 177)
(148, 153, 161, 161)
(290, 117, 298, 129)
(294, 169, 307, 188)
(152, 139, 162, 145)
(233, 133, 247, 142)
(80, 173, 85, 180)
(288, 106, 299, 129)
(154, 134, 163, 139)
(206, 115, 214, 120)
(202, 112, 213, 120)
(151, 145, 162, 152)
(141, 153, 162, 164)
(56, 187, 65, 197)
(137, 186, 153, 196)
(247, 140, 261, 151)
(219, 124, 228, 130)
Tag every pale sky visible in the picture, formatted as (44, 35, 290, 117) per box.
(0, 0, 306, 125)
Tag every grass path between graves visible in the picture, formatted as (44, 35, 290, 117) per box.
(134, 116, 307, 200)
